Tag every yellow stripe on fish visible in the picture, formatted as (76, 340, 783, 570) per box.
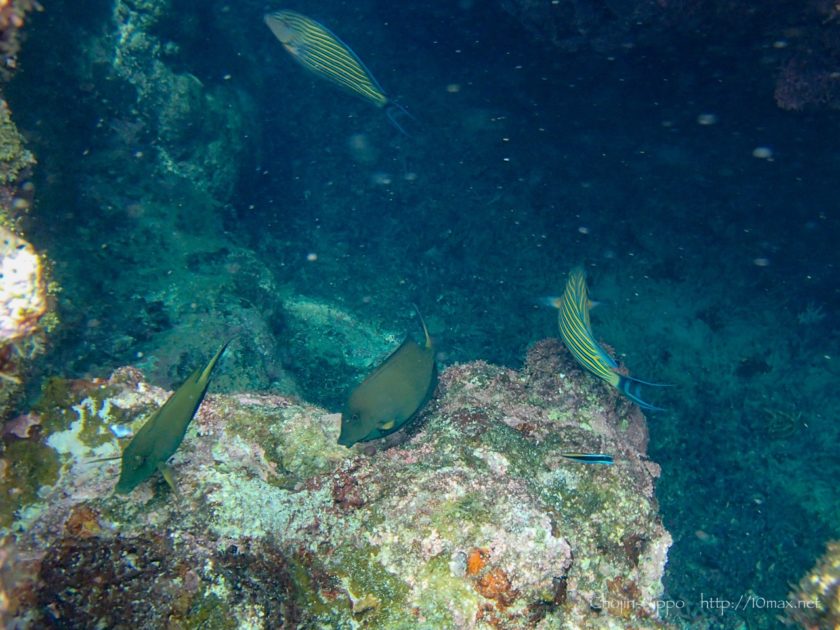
(264, 10, 390, 108)
(548, 267, 666, 411)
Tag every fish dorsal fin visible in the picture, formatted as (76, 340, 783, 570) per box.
(197, 337, 234, 384)
(412, 304, 433, 350)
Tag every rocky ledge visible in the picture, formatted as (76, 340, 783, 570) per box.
(1, 338, 671, 629)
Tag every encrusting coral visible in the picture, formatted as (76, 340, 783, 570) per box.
(787, 540, 840, 629)
(0, 7, 52, 422)
(1, 338, 671, 628)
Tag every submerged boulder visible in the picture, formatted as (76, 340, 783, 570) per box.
(1, 338, 671, 628)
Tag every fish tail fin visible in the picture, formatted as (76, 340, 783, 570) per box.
(617, 374, 669, 411)
(537, 296, 563, 309)
(412, 303, 432, 349)
(386, 102, 416, 137)
(561, 452, 614, 465)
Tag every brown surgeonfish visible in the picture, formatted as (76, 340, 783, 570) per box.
(338, 308, 437, 447)
(114, 339, 231, 494)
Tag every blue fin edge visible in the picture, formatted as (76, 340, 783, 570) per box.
(618, 375, 668, 411)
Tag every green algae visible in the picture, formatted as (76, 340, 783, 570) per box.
(473, 420, 545, 478)
(219, 399, 348, 483)
(183, 591, 237, 630)
(0, 100, 34, 185)
(275, 412, 348, 479)
(280, 543, 410, 627)
(431, 492, 493, 538)
(33, 377, 130, 441)
(0, 439, 60, 528)
(284, 551, 343, 622)
(413, 554, 479, 627)
(333, 544, 409, 624)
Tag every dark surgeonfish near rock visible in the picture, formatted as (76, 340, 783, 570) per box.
(544, 267, 668, 411)
(263, 9, 413, 134)
(338, 308, 437, 447)
(114, 339, 232, 494)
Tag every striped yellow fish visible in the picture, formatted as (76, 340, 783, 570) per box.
(545, 267, 666, 411)
(264, 10, 411, 133)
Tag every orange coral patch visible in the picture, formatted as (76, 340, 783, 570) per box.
(466, 547, 489, 576)
(64, 505, 102, 539)
(476, 567, 518, 608)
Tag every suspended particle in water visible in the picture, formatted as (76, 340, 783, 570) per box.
(371, 172, 392, 186)
(752, 257, 770, 267)
(446, 83, 461, 93)
(752, 146, 773, 159)
(578, 226, 590, 235)
(348, 133, 378, 164)
(696, 113, 718, 125)
(306, 252, 318, 262)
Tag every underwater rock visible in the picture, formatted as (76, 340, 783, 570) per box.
(93, 0, 252, 201)
(0, 227, 46, 345)
(787, 539, 840, 629)
(0, 100, 33, 187)
(0, 6, 65, 417)
(14, 0, 269, 380)
(0, 0, 38, 82)
(1, 338, 671, 628)
(0, 247, 45, 416)
(281, 294, 403, 408)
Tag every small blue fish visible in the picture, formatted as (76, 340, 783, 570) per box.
(560, 452, 614, 465)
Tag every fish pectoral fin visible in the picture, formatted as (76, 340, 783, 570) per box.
(379, 419, 396, 431)
(157, 462, 180, 497)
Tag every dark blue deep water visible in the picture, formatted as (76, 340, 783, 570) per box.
(7, 0, 840, 627)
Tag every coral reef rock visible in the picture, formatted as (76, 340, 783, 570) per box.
(0, 100, 33, 186)
(0, 225, 48, 419)
(2, 338, 671, 628)
(0, 226, 45, 343)
(787, 540, 840, 629)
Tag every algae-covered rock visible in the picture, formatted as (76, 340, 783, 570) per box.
(280, 294, 402, 408)
(0, 221, 50, 423)
(787, 540, 840, 629)
(1, 339, 671, 628)
(0, 100, 33, 186)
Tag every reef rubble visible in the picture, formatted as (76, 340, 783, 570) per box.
(1, 337, 671, 628)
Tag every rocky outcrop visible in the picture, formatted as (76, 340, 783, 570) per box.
(1, 338, 671, 628)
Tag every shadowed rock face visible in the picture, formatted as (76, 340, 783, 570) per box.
(3, 338, 670, 628)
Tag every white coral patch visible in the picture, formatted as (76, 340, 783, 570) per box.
(0, 227, 47, 341)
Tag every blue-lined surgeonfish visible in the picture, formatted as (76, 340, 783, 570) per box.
(263, 9, 412, 134)
(338, 307, 437, 447)
(544, 267, 667, 411)
(114, 339, 232, 495)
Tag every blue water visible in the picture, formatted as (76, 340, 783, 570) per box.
(8, 0, 840, 627)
